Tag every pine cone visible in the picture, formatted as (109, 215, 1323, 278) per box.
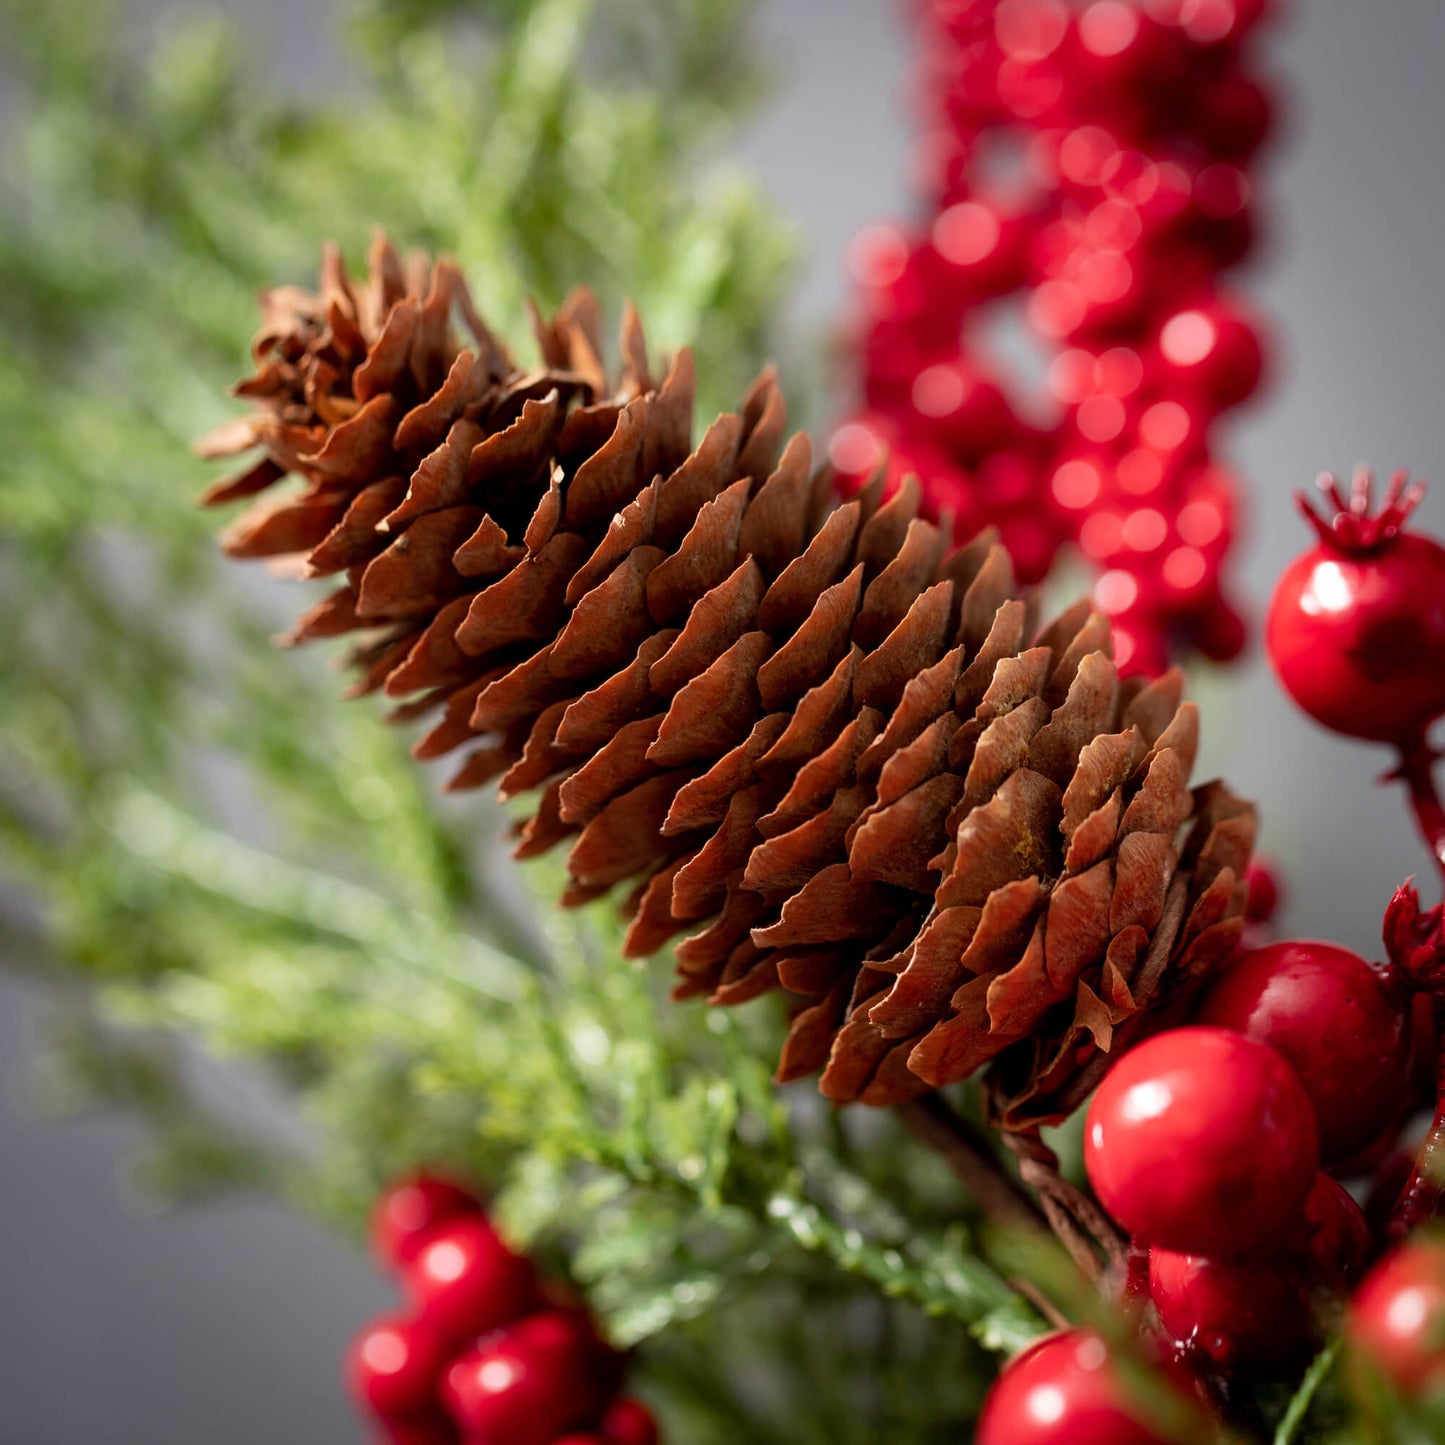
(201, 238, 1256, 1128)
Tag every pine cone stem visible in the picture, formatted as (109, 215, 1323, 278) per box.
(896, 1094, 1045, 1236)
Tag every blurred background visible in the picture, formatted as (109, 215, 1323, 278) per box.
(3, 0, 1445, 1439)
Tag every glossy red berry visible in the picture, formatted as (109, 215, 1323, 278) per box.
(1149, 1173, 1368, 1374)
(372, 1415, 459, 1445)
(1267, 470, 1445, 745)
(347, 1313, 453, 1420)
(1149, 1249, 1313, 1375)
(1084, 1026, 1318, 1258)
(1349, 1238, 1445, 1395)
(372, 1174, 482, 1270)
(601, 1397, 660, 1445)
(440, 1309, 617, 1444)
(1242, 859, 1282, 923)
(1302, 1173, 1373, 1289)
(1196, 939, 1411, 1163)
(976, 1329, 1178, 1445)
(1152, 296, 1265, 412)
(404, 1216, 537, 1343)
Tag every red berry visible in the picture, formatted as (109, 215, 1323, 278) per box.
(1242, 859, 1282, 923)
(1349, 1238, 1445, 1395)
(1149, 1249, 1313, 1375)
(552, 1437, 609, 1445)
(601, 1397, 660, 1445)
(1152, 296, 1265, 412)
(1301, 1173, 1372, 1290)
(1196, 940, 1410, 1163)
(1365, 1150, 1415, 1239)
(404, 1217, 537, 1342)
(1267, 470, 1445, 744)
(347, 1314, 453, 1420)
(1084, 1026, 1318, 1258)
(372, 1415, 459, 1445)
(372, 1174, 482, 1270)
(440, 1309, 618, 1444)
(1149, 1174, 1367, 1375)
(976, 1329, 1178, 1445)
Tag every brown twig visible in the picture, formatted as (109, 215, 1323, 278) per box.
(1003, 1129, 1129, 1287)
(896, 1092, 1047, 1235)
(1394, 735, 1445, 891)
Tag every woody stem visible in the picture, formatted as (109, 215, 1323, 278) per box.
(1396, 735, 1445, 891)
(896, 1094, 1047, 1237)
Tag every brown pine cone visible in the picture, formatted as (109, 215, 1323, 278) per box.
(201, 238, 1255, 1128)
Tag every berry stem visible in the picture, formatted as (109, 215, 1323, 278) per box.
(897, 1094, 1046, 1236)
(1389, 1035, 1445, 1240)
(1394, 735, 1445, 890)
(1003, 1129, 1129, 1286)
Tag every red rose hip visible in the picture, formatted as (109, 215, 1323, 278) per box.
(976, 1329, 1180, 1445)
(1196, 939, 1410, 1163)
(1266, 470, 1445, 745)
(404, 1216, 537, 1342)
(1350, 1238, 1445, 1396)
(1084, 1026, 1318, 1258)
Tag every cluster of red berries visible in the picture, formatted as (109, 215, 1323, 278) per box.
(832, 0, 1281, 674)
(979, 1231, 1445, 1444)
(977, 924, 1445, 1438)
(348, 1174, 659, 1445)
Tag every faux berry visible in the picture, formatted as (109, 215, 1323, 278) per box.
(440, 1309, 618, 1444)
(1349, 1238, 1445, 1395)
(601, 1397, 660, 1445)
(1196, 940, 1411, 1163)
(347, 1313, 452, 1420)
(1365, 1150, 1416, 1241)
(1242, 859, 1282, 924)
(373, 1415, 459, 1445)
(404, 1216, 537, 1343)
(1152, 296, 1265, 412)
(1149, 1249, 1313, 1376)
(372, 1173, 482, 1269)
(976, 1330, 1178, 1445)
(1302, 1173, 1373, 1290)
(1149, 1174, 1368, 1375)
(1266, 470, 1445, 745)
(1084, 1026, 1318, 1258)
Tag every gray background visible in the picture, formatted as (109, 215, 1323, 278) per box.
(4, 1, 1445, 1439)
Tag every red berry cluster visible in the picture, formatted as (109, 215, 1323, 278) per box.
(348, 1175, 659, 1445)
(978, 1236, 1445, 1442)
(1086, 1024, 1369, 1376)
(832, 0, 1281, 675)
